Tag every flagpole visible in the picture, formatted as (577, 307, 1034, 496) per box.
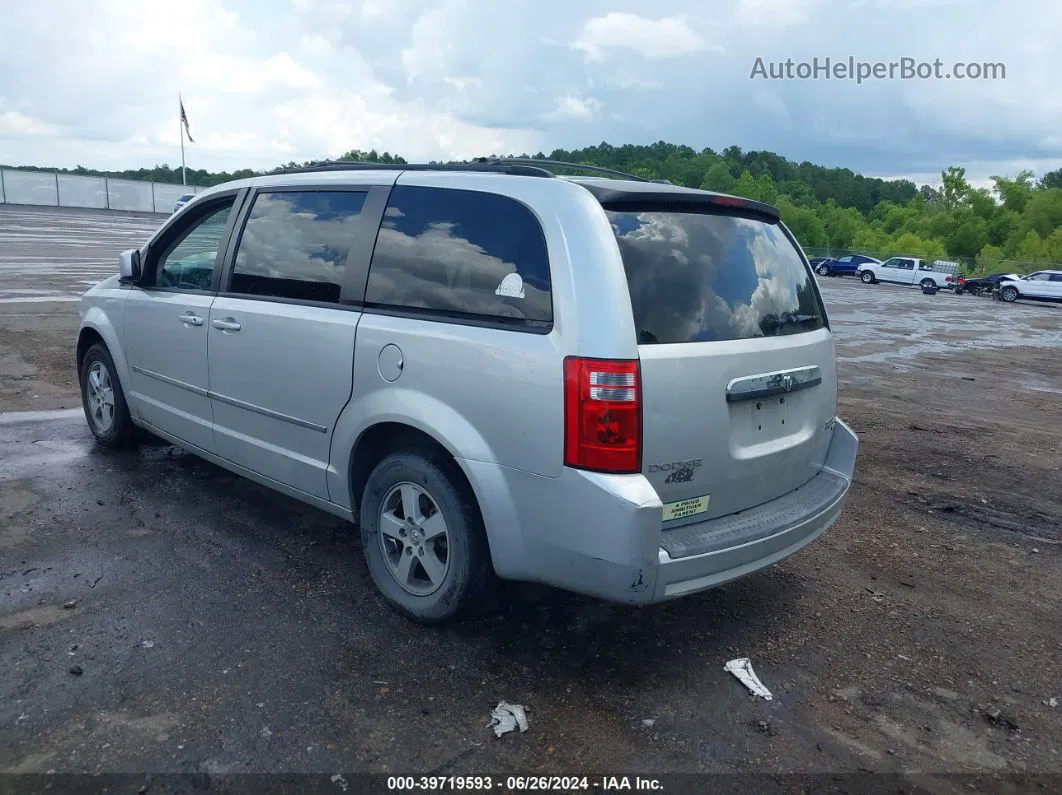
(179, 93, 187, 185)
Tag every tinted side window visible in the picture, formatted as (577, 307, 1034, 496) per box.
(154, 199, 235, 291)
(230, 190, 367, 304)
(365, 186, 552, 325)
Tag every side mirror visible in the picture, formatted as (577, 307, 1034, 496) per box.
(118, 249, 142, 283)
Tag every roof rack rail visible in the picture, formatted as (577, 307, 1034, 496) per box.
(475, 158, 662, 183)
(278, 157, 672, 184)
(279, 160, 555, 178)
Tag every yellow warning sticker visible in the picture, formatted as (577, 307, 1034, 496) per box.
(662, 495, 710, 522)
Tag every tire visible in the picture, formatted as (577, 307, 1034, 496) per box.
(860, 270, 875, 284)
(1000, 285, 1019, 302)
(359, 451, 491, 623)
(920, 278, 936, 289)
(79, 343, 137, 448)
(816, 264, 830, 276)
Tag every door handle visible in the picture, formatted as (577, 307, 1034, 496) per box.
(179, 312, 204, 327)
(212, 317, 242, 332)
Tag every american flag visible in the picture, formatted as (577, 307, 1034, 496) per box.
(180, 95, 195, 143)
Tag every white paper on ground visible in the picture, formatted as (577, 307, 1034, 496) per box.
(489, 701, 529, 737)
(724, 657, 773, 700)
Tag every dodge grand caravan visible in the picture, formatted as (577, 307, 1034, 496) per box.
(76, 159, 858, 623)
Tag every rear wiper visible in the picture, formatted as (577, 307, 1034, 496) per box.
(761, 313, 820, 336)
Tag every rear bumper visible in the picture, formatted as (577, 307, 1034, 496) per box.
(468, 417, 858, 606)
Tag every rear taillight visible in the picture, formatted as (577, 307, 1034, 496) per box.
(564, 357, 642, 474)
(945, 276, 953, 282)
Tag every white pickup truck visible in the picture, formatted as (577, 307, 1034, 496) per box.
(857, 257, 961, 290)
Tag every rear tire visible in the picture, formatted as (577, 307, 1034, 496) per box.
(79, 343, 137, 448)
(860, 270, 875, 284)
(1000, 285, 1019, 302)
(920, 278, 936, 289)
(359, 451, 491, 624)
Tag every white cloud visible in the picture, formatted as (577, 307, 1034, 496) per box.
(0, 110, 59, 136)
(571, 13, 707, 62)
(734, 0, 823, 28)
(544, 95, 604, 122)
(0, 0, 1057, 187)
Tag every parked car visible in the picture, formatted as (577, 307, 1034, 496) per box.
(808, 257, 831, 270)
(173, 193, 195, 213)
(857, 257, 961, 289)
(814, 254, 881, 277)
(996, 270, 1062, 303)
(956, 272, 1022, 296)
(76, 159, 858, 623)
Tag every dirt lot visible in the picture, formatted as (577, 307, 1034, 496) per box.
(1, 206, 1061, 790)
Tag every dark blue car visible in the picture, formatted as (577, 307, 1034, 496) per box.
(814, 254, 881, 277)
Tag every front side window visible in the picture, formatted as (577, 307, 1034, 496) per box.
(1027, 272, 1050, 281)
(155, 199, 234, 291)
(364, 186, 552, 326)
(229, 190, 367, 304)
(881, 258, 898, 268)
(606, 208, 826, 344)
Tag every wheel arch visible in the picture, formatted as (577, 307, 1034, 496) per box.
(77, 312, 133, 398)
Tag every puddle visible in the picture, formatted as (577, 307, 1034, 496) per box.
(0, 295, 81, 303)
(819, 280, 1062, 364)
(0, 408, 84, 425)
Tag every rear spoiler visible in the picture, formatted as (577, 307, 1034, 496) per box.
(579, 184, 781, 223)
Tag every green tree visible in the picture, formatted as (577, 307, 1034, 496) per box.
(945, 210, 989, 258)
(756, 173, 778, 205)
(892, 232, 945, 260)
(777, 197, 828, 247)
(1021, 189, 1062, 238)
(991, 170, 1034, 214)
(1043, 228, 1062, 262)
(700, 162, 735, 192)
(1038, 168, 1062, 190)
(940, 166, 971, 209)
(731, 170, 761, 200)
(1014, 230, 1044, 261)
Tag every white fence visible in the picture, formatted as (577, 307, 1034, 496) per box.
(0, 168, 206, 214)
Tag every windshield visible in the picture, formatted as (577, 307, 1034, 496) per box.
(605, 209, 827, 344)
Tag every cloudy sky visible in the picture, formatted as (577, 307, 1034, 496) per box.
(0, 0, 1058, 187)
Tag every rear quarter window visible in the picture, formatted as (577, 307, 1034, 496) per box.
(364, 185, 552, 328)
(606, 209, 826, 344)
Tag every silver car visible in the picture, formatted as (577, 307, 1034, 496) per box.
(76, 160, 858, 623)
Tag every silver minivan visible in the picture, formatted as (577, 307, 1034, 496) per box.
(77, 159, 858, 623)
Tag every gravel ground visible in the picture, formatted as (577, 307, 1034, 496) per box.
(1, 206, 1061, 791)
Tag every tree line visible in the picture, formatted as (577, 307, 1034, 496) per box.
(6, 142, 1061, 272)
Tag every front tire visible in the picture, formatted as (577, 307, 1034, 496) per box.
(816, 264, 830, 276)
(79, 343, 137, 448)
(860, 270, 875, 284)
(359, 452, 491, 623)
(1000, 285, 1019, 302)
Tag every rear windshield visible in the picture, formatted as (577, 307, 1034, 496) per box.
(606, 209, 826, 344)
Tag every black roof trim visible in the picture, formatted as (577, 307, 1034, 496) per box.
(476, 158, 659, 183)
(278, 157, 667, 183)
(581, 184, 782, 223)
(282, 161, 556, 178)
